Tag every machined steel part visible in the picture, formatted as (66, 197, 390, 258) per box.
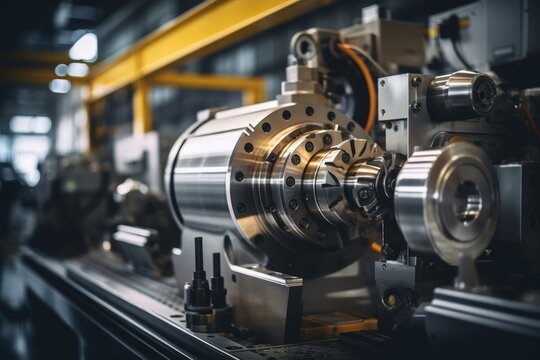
(394, 142, 499, 265)
(427, 70, 498, 121)
(165, 101, 383, 278)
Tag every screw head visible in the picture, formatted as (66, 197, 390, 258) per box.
(380, 80, 385, 87)
(305, 141, 314, 152)
(342, 152, 350, 163)
(244, 143, 254, 153)
(299, 218, 309, 229)
(316, 230, 325, 239)
(305, 106, 314, 116)
(327, 111, 336, 121)
(323, 134, 332, 145)
(411, 77, 422, 87)
(347, 122, 355, 131)
(237, 203, 246, 213)
(288, 199, 298, 210)
(282, 110, 291, 120)
(411, 101, 422, 113)
(286, 176, 295, 187)
(262, 122, 271, 132)
(291, 154, 301, 165)
(234, 171, 244, 181)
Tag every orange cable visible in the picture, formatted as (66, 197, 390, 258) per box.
(521, 102, 540, 142)
(336, 43, 377, 134)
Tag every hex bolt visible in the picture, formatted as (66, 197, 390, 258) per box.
(305, 141, 314, 152)
(288, 199, 298, 210)
(323, 134, 333, 145)
(342, 152, 350, 163)
(291, 154, 301, 165)
(286, 176, 295, 187)
(411, 77, 422, 87)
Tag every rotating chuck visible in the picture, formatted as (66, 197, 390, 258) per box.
(184, 237, 231, 332)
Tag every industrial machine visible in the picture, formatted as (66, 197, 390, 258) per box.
(17, 5, 540, 359)
(164, 17, 540, 352)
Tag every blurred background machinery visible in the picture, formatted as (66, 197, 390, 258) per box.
(0, 0, 539, 359)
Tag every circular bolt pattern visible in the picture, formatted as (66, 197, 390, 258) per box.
(305, 141, 314, 152)
(299, 218, 309, 229)
(305, 106, 314, 116)
(288, 199, 298, 210)
(244, 143, 254, 153)
(282, 110, 291, 120)
(235, 171, 244, 182)
(262, 122, 271, 132)
(342, 152, 350, 163)
(237, 203, 246, 213)
(327, 111, 336, 121)
(291, 154, 301, 165)
(286, 176, 295, 187)
(323, 134, 333, 145)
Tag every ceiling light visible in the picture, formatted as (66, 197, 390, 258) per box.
(67, 62, 89, 77)
(55, 64, 69, 77)
(49, 79, 71, 93)
(69, 32, 98, 62)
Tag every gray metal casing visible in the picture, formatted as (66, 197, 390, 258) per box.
(427, 0, 540, 72)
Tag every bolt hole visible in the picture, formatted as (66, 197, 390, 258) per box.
(282, 110, 291, 120)
(262, 122, 271, 132)
(244, 143, 254, 153)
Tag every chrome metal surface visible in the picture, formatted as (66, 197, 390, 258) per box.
(166, 100, 381, 278)
(427, 71, 497, 121)
(394, 142, 499, 265)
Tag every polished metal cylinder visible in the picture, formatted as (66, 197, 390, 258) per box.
(427, 71, 497, 121)
(393, 142, 499, 265)
(165, 101, 381, 278)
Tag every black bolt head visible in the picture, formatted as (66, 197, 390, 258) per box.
(323, 134, 332, 145)
(286, 176, 295, 187)
(305, 141, 314, 152)
(291, 154, 301, 165)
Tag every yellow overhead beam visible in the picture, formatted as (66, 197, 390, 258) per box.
(88, 0, 332, 102)
(133, 80, 152, 135)
(0, 68, 87, 85)
(150, 72, 266, 105)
